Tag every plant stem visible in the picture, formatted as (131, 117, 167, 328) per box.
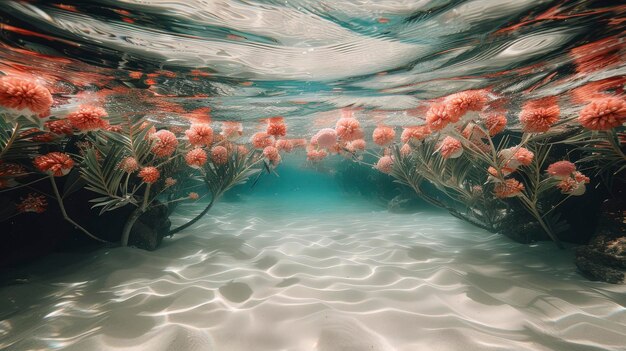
(121, 183, 152, 247)
(169, 194, 218, 236)
(49, 175, 107, 243)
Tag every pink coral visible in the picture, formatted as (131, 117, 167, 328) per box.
(185, 148, 208, 169)
(578, 97, 626, 130)
(211, 145, 228, 165)
(185, 123, 213, 146)
(67, 105, 109, 132)
(151, 129, 179, 157)
(375, 155, 394, 174)
(372, 126, 396, 146)
(0, 76, 53, 115)
(438, 136, 463, 159)
(335, 117, 363, 141)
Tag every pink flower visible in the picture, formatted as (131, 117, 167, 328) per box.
(514, 147, 534, 166)
(290, 139, 308, 149)
(348, 139, 366, 151)
(556, 171, 590, 196)
(67, 105, 109, 132)
(499, 146, 534, 169)
(494, 179, 525, 198)
(139, 166, 160, 184)
(444, 90, 487, 117)
(426, 103, 458, 131)
(45, 119, 74, 136)
(578, 97, 626, 130)
(165, 177, 177, 187)
(306, 148, 328, 162)
(211, 145, 228, 165)
(251, 132, 274, 149)
(185, 123, 214, 146)
(375, 155, 394, 174)
(151, 129, 178, 157)
(119, 156, 139, 173)
(188, 192, 199, 200)
(0, 163, 27, 188)
(546, 161, 576, 179)
(519, 101, 559, 133)
(484, 114, 507, 136)
(438, 136, 463, 159)
(266, 117, 287, 137)
(372, 126, 396, 146)
(276, 139, 294, 153)
(315, 128, 338, 148)
(335, 117, 363, 141)
(16, 193, 48, 213)
(33, 152, 74, 176)
(237, 145, 249, 156)
(488, 166, 515, 178)
(263, 146, 280, 162)
(185, 148, 208, 169)
(401, 126, 430, 143)
(400, 143, 412, 157)
(221, 121, 243, 140)
(0, 76, 53, 115)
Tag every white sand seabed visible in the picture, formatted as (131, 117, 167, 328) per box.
(1, 198, 625, 351)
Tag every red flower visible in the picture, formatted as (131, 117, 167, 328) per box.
(119, 157, 139, 173)
(335, 117, 363, 141)
(276, 139, 294, 153)
(67, 105, 109, 132)
(401, 126, 430, 144)
(45, 119, 74, 136)
(16, 193, 48, 213)
(185, 148, 208, 169)
(494, 179, 525, 198)
(578, 97, 626, 130)
(251, 132, 274, 149)
(546, 161, 576, 180)
(266, 117, 287, 137)
(444, 90, 487, 117)
(151, 129, 179, 157)
(138, 166, 160, 184)
(426, 103, 458, 131)
(484, 114, 507, 136)
(372, 126, 396, 146)
(0, 76, 53, 115)
(33, 152, 74, 176)
(438, 136, 463, 159)
(185, 123, 213, 146)
(0, 163, 27, 188)
(519, 102, 559, 133)
(211, 146, 228, 165)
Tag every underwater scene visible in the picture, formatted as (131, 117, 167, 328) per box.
(0, 0, 625, 350)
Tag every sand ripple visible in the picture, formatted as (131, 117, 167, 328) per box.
(1, 199, 625, 351)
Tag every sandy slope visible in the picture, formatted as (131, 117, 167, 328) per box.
(1, 198, 625, 351)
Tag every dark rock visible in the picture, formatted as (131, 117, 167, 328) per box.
(574, 199, 626, 284)
(128, 202, 171, 251)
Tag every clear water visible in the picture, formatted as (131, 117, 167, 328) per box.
(1, 1, 626, 350)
